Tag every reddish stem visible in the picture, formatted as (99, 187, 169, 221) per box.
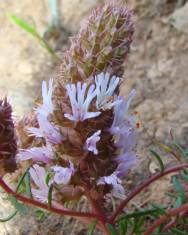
(109, 163, 188, 224)
(144, 203, 188, 235)
(0, 177, 96, 219)
(84, 189, 106, 223)
(162, 211, 186, 232)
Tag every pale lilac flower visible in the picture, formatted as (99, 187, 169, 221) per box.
(115, 126, 136, 152)
(111, 89, 136, 133)
(64, 82, 101, 122)
(37, 79, 54, 116)
(116, 152, 137, 177)
(97, 172, 125, 199)
(52, 161, 75, 185)
(85, 130, 101, 155)
(29, 164, 49, 203)
(28, 113, 63, 144)
(95, 72, 121, 110)
(18, 145, 53, 164)
(114, 126, 137, 177)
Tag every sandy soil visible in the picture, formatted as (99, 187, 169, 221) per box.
(0, 0, 188, 234)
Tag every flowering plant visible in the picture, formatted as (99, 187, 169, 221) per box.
(1, 2, 188, 235)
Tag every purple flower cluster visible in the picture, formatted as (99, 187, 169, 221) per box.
(18, 72, 137, 202)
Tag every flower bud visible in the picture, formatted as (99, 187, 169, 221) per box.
(0, 98, 17, 175)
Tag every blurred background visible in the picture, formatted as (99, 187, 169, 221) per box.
(0, 0, 188, 234)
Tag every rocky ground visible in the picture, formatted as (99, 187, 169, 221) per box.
(1, 0, 188, 234)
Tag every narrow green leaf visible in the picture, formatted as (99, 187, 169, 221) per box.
(172, 176, 185, 207)
(150, 204, 167, 217)
(35, 209, 46, 221)
(24, 171, 32, 198)
(118, 208, 160, 221)
(182, 173, 188, 182)
(133, 216, 145, 233)
(9, 15, 38, 38)
(87, 219, 98, 235)
(9, 14, 60, 61)
(172, 142, 188, 159)
(16, 169, 29, 193)
(0, 210, 17, 222)
(170, 228, 188, 235)
(106, 223, 118, 235)
(151, 233, 173, 235)
(149, 149, 165, 172)
(119, 220, 128, 235)
(48, 185, 53, 208)
(8, 196, 28, 214)
(45, 173, 52, 186)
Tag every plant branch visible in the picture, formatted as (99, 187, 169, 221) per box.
(144, 203, 188, 235)
(84, 188, 106, 223)
(109, 163, 188, 223)
(0, 177, 96, 219)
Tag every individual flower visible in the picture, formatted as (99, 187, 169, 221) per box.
(29, 164, 50, 203)
(116, 152, 137, 177)
(85, 130, 101, 155)
(52, 161, 75, 185)
(64, 82, 101, 122)
(115, 126, 136, 152)
(36, 79, 53, 116)
(97, 172, 125, 199)
(111, 89, 136, 133)
(18, 145, 53, 164)
(28, 113, 63, 144)
(95, 72, 121, 110)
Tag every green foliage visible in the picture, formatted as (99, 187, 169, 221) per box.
(117, 205, 168, 235)
(106, 223, 118, 235)
(170, 228, 188, 235)
(8, 195, 28, 214)
(149, 149, 165, 172)
(9, 14, 61, 61)
(0, 210, 17, 222)
(171, 141, 188, 160)
(35, 209, 46, 221)
(24, 171, 32, 198)
(87, 219, 98, 235)
(172, 176, 185, 208)
(48, 185, 53, 208)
